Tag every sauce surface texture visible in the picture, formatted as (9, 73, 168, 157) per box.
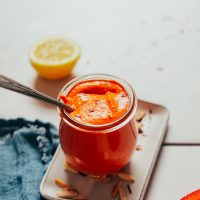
(60, 80, 130, 125)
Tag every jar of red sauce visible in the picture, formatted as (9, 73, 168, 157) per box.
(57, 74, 138, 177)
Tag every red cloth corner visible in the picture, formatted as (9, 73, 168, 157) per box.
(181, 189, 200, 200)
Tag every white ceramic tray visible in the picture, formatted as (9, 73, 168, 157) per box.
(40, 100, 169, 200)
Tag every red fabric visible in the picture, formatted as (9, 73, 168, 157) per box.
(181, 189, 200, 200)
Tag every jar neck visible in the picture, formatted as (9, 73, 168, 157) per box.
(57, 74, 137, 132)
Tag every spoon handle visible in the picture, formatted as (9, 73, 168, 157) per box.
(0, 74, 74, 112)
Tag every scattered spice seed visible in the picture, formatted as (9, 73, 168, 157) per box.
(148, 109, 153, 120)
(138, 128, 143, 134)
(111, 179, 123, 198)
(54, 178, 70, 189)
(135, 110, 145, 122)
(89, 109, 95, 113)
(136, 145, 143, 151)
(149, 109, 153, 114)
(56, 188, 79, 199)
(119, 186, 127, 200)
(78, 172, 87, 177)
(127, 184, 132, 194)
(136, 122, 143, 134)
(117, 172, 135, 183)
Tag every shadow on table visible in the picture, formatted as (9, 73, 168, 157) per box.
(33, 74, 75, 109)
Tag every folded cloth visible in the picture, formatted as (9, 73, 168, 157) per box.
(0, 118, 59, 200)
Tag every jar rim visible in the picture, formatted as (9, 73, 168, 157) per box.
(57, 74, 137, 131)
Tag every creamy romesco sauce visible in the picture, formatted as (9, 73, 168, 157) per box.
(60, 80, 130, 125)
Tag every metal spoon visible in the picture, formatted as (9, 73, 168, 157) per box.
(0, 74, 74, 112)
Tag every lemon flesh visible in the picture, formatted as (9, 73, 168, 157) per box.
(29, 38, 80, 80)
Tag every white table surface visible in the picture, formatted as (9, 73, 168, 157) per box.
(0, 0, 200, 199)
(144, 146, 200, 200)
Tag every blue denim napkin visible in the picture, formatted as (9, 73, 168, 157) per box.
(0, 118, 59, 200)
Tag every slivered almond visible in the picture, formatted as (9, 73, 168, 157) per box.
(119, 186, 127, 200)
(136, 122, 143, 134)
(54, 178, 70, 189)
(56, 189, 79, 198)
(73, 194, 88, 199)
(111, 179, 123, 198)
(135, 110, 145, 122)
(117, 172, 135, 183)
(136, 145, 143, 151)
(64, 162, 78, 174)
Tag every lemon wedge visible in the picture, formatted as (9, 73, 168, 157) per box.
(29, 37, 80, 80)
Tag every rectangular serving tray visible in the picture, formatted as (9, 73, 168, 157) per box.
(40, 99, 169, 200)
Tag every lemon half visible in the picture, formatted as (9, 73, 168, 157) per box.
(29, 37, 81, 80)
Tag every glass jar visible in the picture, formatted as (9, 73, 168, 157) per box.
(57, 74, 138, 177)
